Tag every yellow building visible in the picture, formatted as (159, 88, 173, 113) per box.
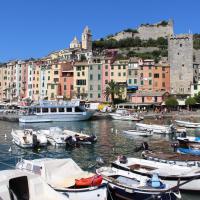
(73, 61, 89, 99)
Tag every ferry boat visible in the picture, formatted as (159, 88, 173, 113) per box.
(19, 100, 94, 123)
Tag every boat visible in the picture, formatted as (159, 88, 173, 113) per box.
(38, 127, 69, 147)
(109, 109, 143, 121)
(136, 123, 173, 134)
(16, 158, 107, 200)
(142, 150, 200, 167)
(11, 129, 47, 148)
(175, 120, 200, 128)
(96, 166, 180, 200)
(0, 169, 69, 200)
(19, 100, 94, 123)
(123, 129, 153, 137)
(176, 136, 200, 156)
(63, 129, 97, 144)
(112, 156, 200, 191)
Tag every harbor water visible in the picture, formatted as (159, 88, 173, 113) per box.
(0, 118, 199, 200)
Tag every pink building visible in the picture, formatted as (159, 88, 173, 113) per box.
(130, 91, 169, 104)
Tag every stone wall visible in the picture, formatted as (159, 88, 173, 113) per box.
(168, 34, 193, 95)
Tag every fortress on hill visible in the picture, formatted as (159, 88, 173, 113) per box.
(112, 19, 174, 41)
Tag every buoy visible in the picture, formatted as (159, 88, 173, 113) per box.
(4, 134, 7, 138)
(8, 147, 12, 152)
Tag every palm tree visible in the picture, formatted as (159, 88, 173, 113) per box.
(104, 80, 120, 104)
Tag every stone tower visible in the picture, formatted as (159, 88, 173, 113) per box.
(81, 26, 92, 50)
(168, 34, 193, 95)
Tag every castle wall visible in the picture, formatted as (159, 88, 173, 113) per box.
(168, 34, 193, 95)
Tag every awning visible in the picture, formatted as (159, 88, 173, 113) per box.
(127, 86, 138, 90)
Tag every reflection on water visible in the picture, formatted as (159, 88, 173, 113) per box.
(0, 118, 199, 199)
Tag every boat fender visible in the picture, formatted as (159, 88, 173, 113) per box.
(150, 173, 161, 188)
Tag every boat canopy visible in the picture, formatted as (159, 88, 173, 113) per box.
(27, 158, 93, 188)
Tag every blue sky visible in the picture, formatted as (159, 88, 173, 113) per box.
(0, 0, 199, 61)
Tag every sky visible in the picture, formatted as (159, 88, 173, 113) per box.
(0, 0, 200, 62)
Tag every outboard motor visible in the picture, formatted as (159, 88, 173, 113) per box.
(32, 134, 39, 148)
(65, 136, 77, 147)
(118, 155, 127, 164)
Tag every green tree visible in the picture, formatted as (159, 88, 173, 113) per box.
(104, 80, 121, 105)
(165, 96, 178, 110)
(185, 97, 196, 110)
(194, 92, 200, 103)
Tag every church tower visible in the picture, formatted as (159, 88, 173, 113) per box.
(81, 26, 92, 50)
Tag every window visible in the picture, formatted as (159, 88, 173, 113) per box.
(98, 65, 101, 70)
(67, 108, 72, 112)
(59, 108, 65, 112)
(142, 97, 144, 103)
(105, 65, 108, 69)
(64, 85, 67, 90)
(51, 93, 54, 98)
(182, 64, 184, 67)
(123, 72, 126, 76)
(82, 66, 85, 70)
(42, 108, 48, 113)
(54, 71, 58, 75)
(90, 74, 93, 80)
(48, 76, 50, 80)
(128, 70, 131, 76)
(98, 93, 101, 98)
(118, 66, 121, 70)
(149, 73, 152, 77)
(111, 72, 114, 76)
(90, 93, 93, 98)
(90, 85, 93, 90)
(129, 79, 132, 84)
(90, 65, 93, 70)
(180, 44, 182, 47)
(162, 73, 165, 78)
(111, 66, 114, 70)
(50, 108, 57, 112)
(105, 80, 108, 84)
(140, 66, 143, 70)
(194, 85, 198, 90)
(155, 96, 157, 102)
(75, 107, 82, 112)
(141, 80, 143, 85)
(105, 71, 108, 76)
(154, 74, 159, 78)
(134, 79, 137, 84)
(77, 72, 80, 76)
(98, 74, 101, 80)
(123, 65, 126, 69)
(149, 80, 152, 85)
(54, 78, 59, 82)
(76, 80, 86, 85)
(162, 82, 165, 87)
(118, 72, 121, 76)
(51, 85, 55, 89)
(82, 71, 85, 76)
(98, 85, 101, 90)
(36, 108, 41, 113)
(162, 67, 165, 71)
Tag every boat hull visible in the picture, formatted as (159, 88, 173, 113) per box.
(54, 183, 107, 200)
(108, 184, 177, 200)
(19, 112, 93, 123)
(175, 120, 200, 128)
(123, 130, 152, 137)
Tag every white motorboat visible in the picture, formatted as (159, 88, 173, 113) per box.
(96, 166, 180, 200)
(123, 129, 153, 137)
(136, 123, 173, 134)
(39, 127, 68, 147)
(112, 156, 200, 191)
(109, 109, 142, 121)
(175, 120, 200, 128)
(16, 158, 107, 200)
(19, 100, 94, 123)
(11, 129, 47, 148)
(0, 169, 69, 200)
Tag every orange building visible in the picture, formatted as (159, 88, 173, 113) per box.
(60, 62, 74, 99)
(139, 60, 170, 92)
